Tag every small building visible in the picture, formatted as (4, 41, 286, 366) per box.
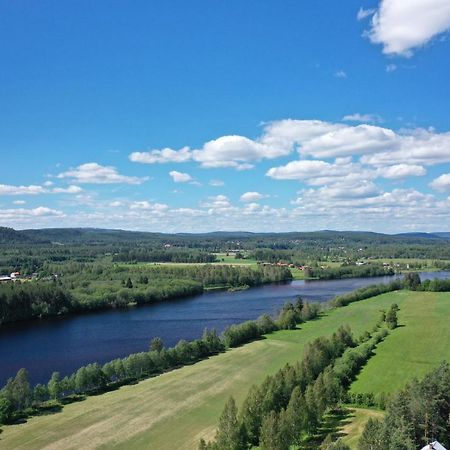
(0, 275, 12, 283)
(421, 442, 447, 450)
(10, 272, 20, 279)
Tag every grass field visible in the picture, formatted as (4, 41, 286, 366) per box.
(351, 290, 450, 395)
(1, 290, 449, 450)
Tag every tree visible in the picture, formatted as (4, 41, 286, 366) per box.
(283, 386, 304, 445)
(385, 306, 398, 329)
(0, 396, 12, 424)
(3, 368, 31, 411)
(48, 372, 62, 400)
(214, 397, 245, 450)
(259, 410, 289, 450)
(403, 272, 421, 290)
(33, 383, 49, 404)
(125, 277, 133, 289)
(240, 385, 263, 446)
(358, 418, 384, 450)
(150, 337, 164, 353)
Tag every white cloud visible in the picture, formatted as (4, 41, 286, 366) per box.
(366, 0, 450, 56)
(0, 184, 46, 196)
(342, 113, 382, 123)
(240, 192, 265, 202)
(57, 162, 147, 184)
(300, 124, 397, 158)
(0, 184, 83, 196)
(13, 200, 26, 205)
(169, 171, 194, 183)
(334, 70, 347, 78)
(129, 147, 192, 164)
(129, 201, 169, 212)
(430, 173, 450, 191)
(357, 7, 376, 20)
(361, 128, 450, 166)
(52, 185, 83, 194)
(378, 164, 426, 179)
(0, 206, 65, 221)
(192, 135, 287, 169)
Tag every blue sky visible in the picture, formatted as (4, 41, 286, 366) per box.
(1, 0, 450, 232)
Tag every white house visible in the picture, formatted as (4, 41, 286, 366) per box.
(421, 442, 447, 450)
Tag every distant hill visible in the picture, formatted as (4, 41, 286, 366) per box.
(0, 227, 44, 244)
(395, 232, 450, 240)
(0, 227, 448, 245)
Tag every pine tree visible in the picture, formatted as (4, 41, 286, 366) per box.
(214, 397, 245, 450)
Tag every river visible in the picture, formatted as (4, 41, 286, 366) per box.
(1, 271, 448, 386)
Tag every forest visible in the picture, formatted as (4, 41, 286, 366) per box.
(0, 264, 292, 323)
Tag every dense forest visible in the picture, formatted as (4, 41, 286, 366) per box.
(0, 264, 292, 324)
(359, 362, 450, 449)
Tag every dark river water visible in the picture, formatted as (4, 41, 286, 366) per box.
(1, 271, 449, 386)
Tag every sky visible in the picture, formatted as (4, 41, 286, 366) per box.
(1, 0, 450, 233)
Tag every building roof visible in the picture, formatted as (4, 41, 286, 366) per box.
(421, 442, 447, 450)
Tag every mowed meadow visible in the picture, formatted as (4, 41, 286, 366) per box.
(1, 290, 450, 450)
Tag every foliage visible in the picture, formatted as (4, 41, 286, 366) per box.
(358, 362, 450, 449)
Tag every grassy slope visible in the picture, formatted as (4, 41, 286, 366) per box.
(1, 290, 448, 450)
(351, 291, 450, 395)
(340, 408, 385, 449)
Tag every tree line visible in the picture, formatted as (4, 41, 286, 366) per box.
(200, 324, 390, 450)
(112, 248, 217, 263)
(0, 296, 317, 425)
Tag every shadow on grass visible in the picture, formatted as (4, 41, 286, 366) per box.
(300, 407, 355, 449)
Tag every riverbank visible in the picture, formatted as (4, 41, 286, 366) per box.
(1, 271, 449, 386)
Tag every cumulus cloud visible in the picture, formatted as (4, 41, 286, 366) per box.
(0, 184, 83, 196)
(240, 192, 266, 202)
(430, 173, 450, 191)
(129, 201, 169, 212)
(361, 128, 450, 166)
(52, 185, 83, 194)
(57, 162, 147, 184)
(169, 171, 194, 183)
(366, 0, 450, 56)
(0, 206, 65, 221)
(266, 159, 374, 187)
(0, 184, 46, 195)
(378, 164, 426, 179)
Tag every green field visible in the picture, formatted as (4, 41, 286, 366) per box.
(351, 290, 450, 395)
(1, 290, 449, 450)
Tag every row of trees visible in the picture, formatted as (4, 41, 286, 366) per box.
(305, 264, 395, 280)
(0, 328, 224, 424)
(0, 295, 319, 425)
(359, 362, 450, 449)
(202, 325, 390, 450)
(112, 248, 217, 263)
